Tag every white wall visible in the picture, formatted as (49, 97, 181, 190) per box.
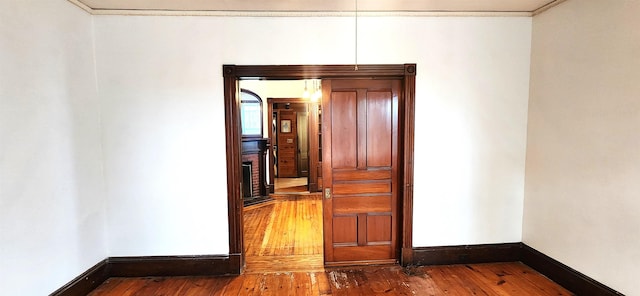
(524, 0, 640, 294)
(0, 1, 106, 295)
(94, 15, 532, 255)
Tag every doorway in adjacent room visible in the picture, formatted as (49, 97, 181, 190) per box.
(269, 97, 317, 194)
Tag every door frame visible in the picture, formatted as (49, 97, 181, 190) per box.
(223, 64, 416, 270)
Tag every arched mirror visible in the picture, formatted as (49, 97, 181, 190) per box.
(240, 89, 263, 138)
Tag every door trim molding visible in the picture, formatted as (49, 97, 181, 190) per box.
(223, 64, 416, 267)
(401, 64, 417, 264)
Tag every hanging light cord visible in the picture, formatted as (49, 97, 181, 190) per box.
(354, 0, 359, 71)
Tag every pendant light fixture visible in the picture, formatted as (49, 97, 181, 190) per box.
(303, 79, 322, 102)
(302, 80, 310, 99)
(311, 80, 322, 102)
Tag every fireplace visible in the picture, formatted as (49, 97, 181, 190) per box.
(241, 138, 269, 198)
(242, 162, 252, 198)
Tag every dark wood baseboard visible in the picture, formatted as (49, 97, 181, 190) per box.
(409, 243, 623, 295)
(109, 254, 241, 277)
(53, 244, 623, 296)
(410, 243, 522, 266)
(50, 259, 109, 296)
(51, 254, 240, 295)
(521, 244, 624, 296)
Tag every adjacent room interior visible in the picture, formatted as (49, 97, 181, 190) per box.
(238, 80, 324, 273)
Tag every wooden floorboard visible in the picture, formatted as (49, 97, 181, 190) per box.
(243, 193, 324, 273)
(88, 263, 573, 295)
(88, 195, 574, 295)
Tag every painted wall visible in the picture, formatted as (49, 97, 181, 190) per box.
(94, 15, 532, 255)
(524, 0, 640, 294)
(0, 1, 106, 295)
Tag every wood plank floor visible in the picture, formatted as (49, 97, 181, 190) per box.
(88, 194, 574, 295)
(88, 262, 573, 295)
(244, 194, 324, 273)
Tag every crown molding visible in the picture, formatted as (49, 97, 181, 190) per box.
(68, 1, 533, 17)
(532, 0, 568, 16)
(68, 0, 94, 14)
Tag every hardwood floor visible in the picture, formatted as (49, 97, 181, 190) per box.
(244, 193, 323, 273)
(88, 262, 573, 295)
(88, 195, 574, 295)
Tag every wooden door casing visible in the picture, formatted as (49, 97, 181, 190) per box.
(223, 64, 416, 271)
(323, 79, 401, 265)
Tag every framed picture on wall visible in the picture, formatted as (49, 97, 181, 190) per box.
(281, 120, 291, 133)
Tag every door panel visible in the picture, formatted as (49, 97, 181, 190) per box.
(332, 196, 391, 214)
(323, 79, 401, 265)
(332, 182, 391, 195)
(367, 215, 392, 243)
(332, 170, 391, 181)
(330, 92, 357, 169)
(333, 216, 357, 244)
(333, 245, 391, 262)
(366, 91, 393, 167)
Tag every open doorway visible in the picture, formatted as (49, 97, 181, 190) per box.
(239, 80, 324, 272)
(268, 97, 322, 194)
(271, 99, 309, 193)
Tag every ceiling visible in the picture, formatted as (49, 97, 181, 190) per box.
(70, 0, 566, 16)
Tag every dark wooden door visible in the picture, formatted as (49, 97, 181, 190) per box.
(277, 111, 298, 177)
(322, 79, 401, 265)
